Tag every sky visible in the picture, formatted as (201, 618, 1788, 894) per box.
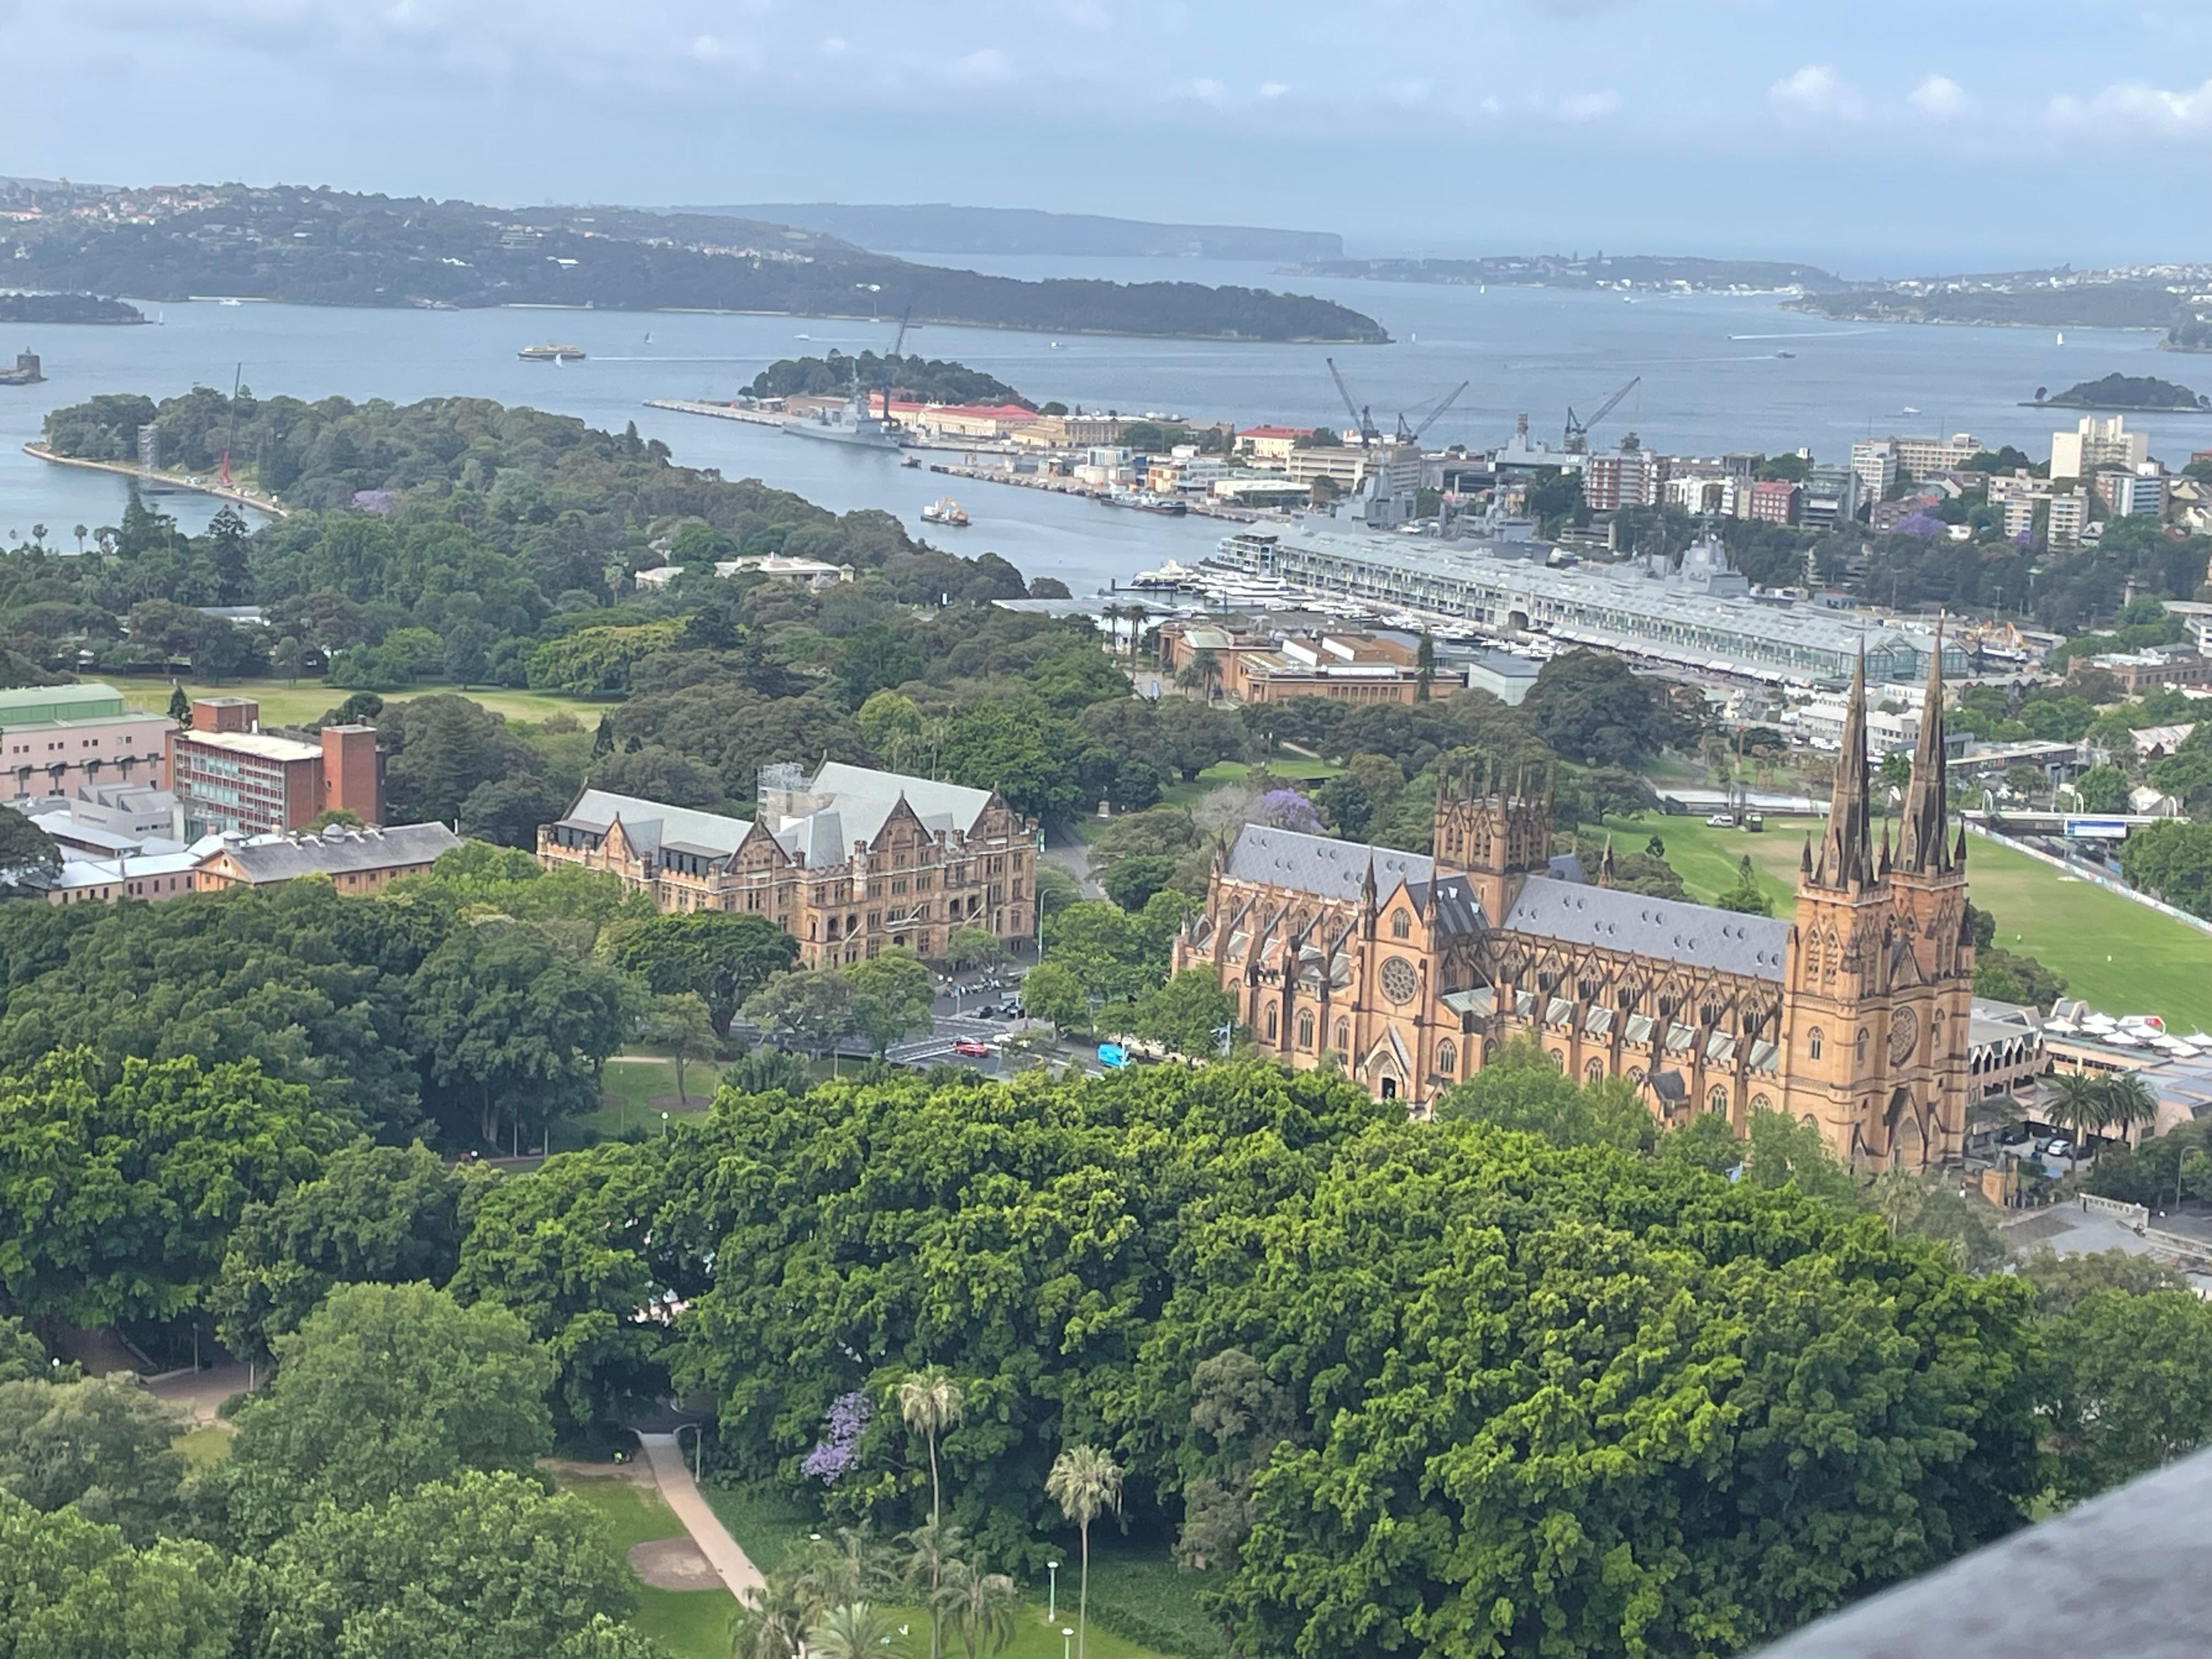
(11, 0, 2212, 274)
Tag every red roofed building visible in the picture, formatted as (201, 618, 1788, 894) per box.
(1237, 425, 1311, 466)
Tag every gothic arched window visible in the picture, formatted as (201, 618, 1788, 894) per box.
(1708, 1087, 1728, 1113)
(1296, 1011, 1315, 1049)
(1265, 1007, 1279, 1041)
(1549, 1049, 1565, 1071)
(1751, 1093, 1771, 1111)
(1391, 911, 1411, 939)
(1334, 1018, 1349, 1053)
(1436, 1041, 1457, 1077)
(1585, 1059, 1604, 1087)
(1809, 1028, 1825, 1060)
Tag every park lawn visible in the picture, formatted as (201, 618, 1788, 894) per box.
(557, 1055, 724, 1150)
(174, 1425, 232, 1472)
(103, 674, 599, 729)
(1155, 754, 1341, 815)
(701, 1481, 1195, 1659)
(1590, 810, 2212, 1031)
(554, 1468, 731, 1659)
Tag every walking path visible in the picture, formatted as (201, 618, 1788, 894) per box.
(636, 1431, 765, 1601)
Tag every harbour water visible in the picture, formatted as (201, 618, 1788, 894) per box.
(0, 258, 2201, 594)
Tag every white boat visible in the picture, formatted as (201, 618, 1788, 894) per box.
(1130, 560, 1203, 589)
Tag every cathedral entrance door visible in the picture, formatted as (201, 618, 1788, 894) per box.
(1380, 1077, 1397, 1101)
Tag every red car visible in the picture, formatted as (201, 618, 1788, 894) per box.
(952, 1039, 993, 1058)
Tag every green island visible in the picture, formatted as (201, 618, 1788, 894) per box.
(0, 291, 146, 325)
(751, 350, 1032, 407)
(0, 184, 1387, 342)
(8, 388, 2212, 1657)
(2032, 371, 2210, 411)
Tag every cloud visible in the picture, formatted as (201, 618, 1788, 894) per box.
(687, 33, 759, 70)
(2051, 78, 2212, 128)
(1907, 74, 1967, 117)
(1259, 81, 1288, 99)
(818, 35, 847, 56)
(1769, 64, 1864, 121)
(949, 47, 1012, 86)
(1554, 89, 1621, 121)
(1173, 77, 1227, 106)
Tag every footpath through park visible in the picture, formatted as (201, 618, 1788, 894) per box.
(635, 1430, 766, 1601)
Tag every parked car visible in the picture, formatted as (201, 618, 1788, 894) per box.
(1996, 1122, 2032, 1146)
(1706, 813, 1736, 827)
(952, 1039, 993, 1058)
(2045, 1138, 2074, 1160)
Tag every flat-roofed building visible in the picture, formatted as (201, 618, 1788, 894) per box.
(169, 697, 381, 837)
(0, 682, 174, 800)
(1213, 523, 1963, 687)
(537, 762, 1039, 965)
(1227, 632, 1427, 705)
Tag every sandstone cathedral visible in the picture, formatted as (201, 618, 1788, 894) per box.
(1174, 647, 1973, 1168)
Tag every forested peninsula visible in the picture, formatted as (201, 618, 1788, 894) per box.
(0, 185, 1386, 342)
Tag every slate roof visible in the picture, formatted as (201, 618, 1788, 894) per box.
(1500, 876, 1790, 981)
(1222, 826, 1791, 980)
(558, 791, 751, 859)
(208, 822, 462, 882)
(1223, 826, 1433, 905)
(765, 763, 996, 860)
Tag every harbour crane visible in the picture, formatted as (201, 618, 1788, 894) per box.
(1325, 357, 1381, 448)
(1562, 375, 1640, 453)
(1402, 379, 1470, 444)
(1327, 361, 1472, 448)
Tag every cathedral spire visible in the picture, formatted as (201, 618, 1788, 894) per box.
(1818, 642, 1875, 889)
(1898, 627, 1953, 876)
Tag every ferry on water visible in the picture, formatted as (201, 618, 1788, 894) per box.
(518, 344, 586, 362)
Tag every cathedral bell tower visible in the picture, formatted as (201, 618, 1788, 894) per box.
(1885, 633, 1974, 1168)
(1432, 758, 1554, 923)
(1783, 646, 1900, 1166)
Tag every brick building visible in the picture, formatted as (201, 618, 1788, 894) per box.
(168, 697, 381, 837)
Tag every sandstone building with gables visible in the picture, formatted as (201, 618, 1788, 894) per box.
(537, 761, 1038, 966)
(1174, 648, 1974, 1167)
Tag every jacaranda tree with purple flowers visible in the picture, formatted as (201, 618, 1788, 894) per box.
(802, 1390, 872, 1484)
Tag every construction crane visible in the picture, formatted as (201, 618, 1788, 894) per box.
(1325, 357, 1381, 448)
(1563, 375, 1641, 454)
(1402, 380, 1470, 444)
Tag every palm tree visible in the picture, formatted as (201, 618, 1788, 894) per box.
(895, 1368, 964, 1530)
(1867, 1165, 1923, 1236)
(71, 524, 86, 555)
(2044, 1069, 2108, 1158)
(792, 1526, 890, 1618)
(809, 1602, 906, 1659)
(730, 1573, 811, 1659)
(935, 1560, 1019, 1659)
(2098, 1071, 2160, 1150)
(1046, 1444, 1122, 1659)
(896, 1368, 964, 1659)
(900, 1520, 967, 1659)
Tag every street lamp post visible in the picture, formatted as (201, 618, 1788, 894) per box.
(1047, 1560, 1059, 1622)
(1062, 1629, 1074, 1659)
(674, 1422, 705, 1482)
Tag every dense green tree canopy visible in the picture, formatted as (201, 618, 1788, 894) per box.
(222, 1282, 555, 1547)
(0, 1051, 330, 1326)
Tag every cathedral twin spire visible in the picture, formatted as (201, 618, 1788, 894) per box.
(1808, 634, 1951, 890)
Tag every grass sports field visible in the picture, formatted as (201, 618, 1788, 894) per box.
(1590, 810, 2212, 1032)
(103, 675, 595, 728)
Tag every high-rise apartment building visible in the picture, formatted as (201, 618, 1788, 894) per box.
(2051, 415, 2148, 480)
